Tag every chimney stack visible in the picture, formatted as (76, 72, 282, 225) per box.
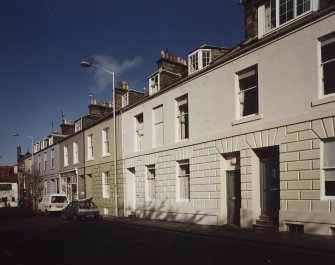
(119, 81, 129, 90)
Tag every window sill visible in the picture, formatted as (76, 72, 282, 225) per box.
(311, 95, 335, 107)
(177, 138, 189, 143)
(73, 162, 79, 165)
(232, 114, 262, 126)
(86, 158, 94, 162)
(101, 153, 110, 158)
(177, 199, 190, 204)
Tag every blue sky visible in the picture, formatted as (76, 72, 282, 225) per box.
(0, 0, 244, 166)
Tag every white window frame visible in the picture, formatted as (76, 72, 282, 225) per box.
(64, 146, 69, 167)
(43, 152, 47, 171)
(176, 160, 190, 202)
(51, 149, 55, 169)
(321, 139, 335, 200)
(176, 95, 189, 141)
(188, 49, 212, 74)
(149, 74, 160, 95)
(75, 120, 82, 133)
(73, 141, 79, 164)
(135, 113, 144, 151)
(87, 134, 94, 160)
(258, 0, 319, 37)
(319, 33, 335, 98)
(102, 171, 110, 198)
(44, 180, 48, 195)
(102, 128, 110, 156)
(236, 65, 259, 119)
(153, 105, 164, 148)
(146, 165, 156, 201)
(122, 92, 129, 108)
(38, 155, 41, 172)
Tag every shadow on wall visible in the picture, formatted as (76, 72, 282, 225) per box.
(126, 201, 209, 225)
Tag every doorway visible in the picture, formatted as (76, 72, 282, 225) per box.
(255, 147, 280, 226)
(125, 168, 136, 216)
(227, 170, 241, 226)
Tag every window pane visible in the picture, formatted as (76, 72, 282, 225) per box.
(239, 74, 257, 91)
(323, 61, 335, 95)
(243, 88, 259, 116)
(324, 141, 335, 167)
(239, 67, 258, 117)
(178, 102, 189, 140)
(322, 39, 335, 95)
(321, 40, 335, 62)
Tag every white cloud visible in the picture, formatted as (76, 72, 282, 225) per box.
(88, 55, 143, 94)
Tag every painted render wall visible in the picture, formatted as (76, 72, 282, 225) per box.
(84, 115, 124, 216)
(59, 132, 85, 200)
(121, 11, 335, 235)
(34, 144, 61, 198)
(123, 12, 335, 157)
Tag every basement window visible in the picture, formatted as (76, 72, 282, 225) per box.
(287, 223, 304, 233)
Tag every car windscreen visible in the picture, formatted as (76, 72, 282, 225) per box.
(51, 196, 68, 203)
(79, 201, 97, 209)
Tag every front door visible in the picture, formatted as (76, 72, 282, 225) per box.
(258, 148, 280, 223)
(85, 174, 93, 199)
(126, 168, 136, 216)
(227, 171, 241, 226)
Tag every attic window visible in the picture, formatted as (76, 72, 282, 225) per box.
(188, 49, 212, 74)
(122, 92, 129, 108)
(75, 120, 82, 133)
(260, 0, 317, 36)
(149, 74, 160, 95)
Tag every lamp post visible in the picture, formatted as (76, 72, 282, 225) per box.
(12, 133, 35, 209)
(80, 61, 118, 217)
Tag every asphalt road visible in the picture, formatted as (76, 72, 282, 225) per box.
(0, 208, 334, 265)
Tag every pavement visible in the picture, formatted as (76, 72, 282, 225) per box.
(103, 216, 335, 253)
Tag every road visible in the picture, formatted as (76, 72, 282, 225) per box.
(0, 208, 334, 265)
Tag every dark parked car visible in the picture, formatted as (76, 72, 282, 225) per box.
(61, 198, 100, 221)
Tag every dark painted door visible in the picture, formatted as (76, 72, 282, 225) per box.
(259, 150, 280, 222)
(227, 171, 241, 226)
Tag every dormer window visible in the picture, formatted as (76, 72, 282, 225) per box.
(122, 92, 129, 108)
(75, 120, 82, 133)
(259, 0, 318, 37)
(188, 49, 212, 75)
(149, 73, 160, 95)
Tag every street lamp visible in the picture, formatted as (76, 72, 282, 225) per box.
(80, 60, 118, 217)
(12, 133, 35, 209)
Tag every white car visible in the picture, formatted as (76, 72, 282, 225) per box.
(38, 194, 69, 215)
